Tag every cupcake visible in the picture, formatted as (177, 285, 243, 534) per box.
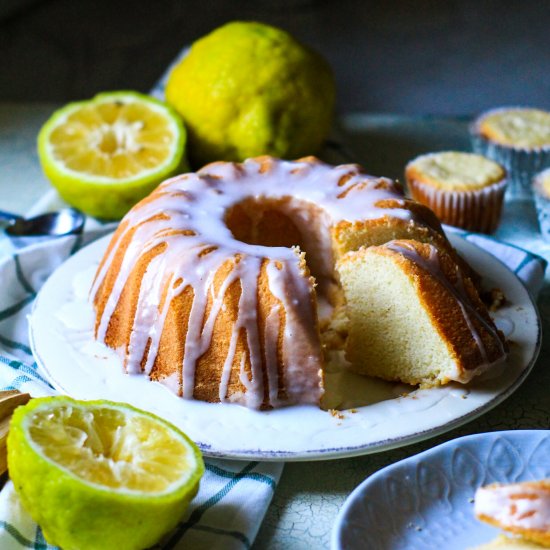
(471, 107, 550, 199)
(533, 167, 550, 242)
(406, 151, 507, 233)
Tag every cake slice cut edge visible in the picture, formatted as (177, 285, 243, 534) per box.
(336, 239, 507, 387)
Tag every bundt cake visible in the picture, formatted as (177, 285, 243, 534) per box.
(91, 156, 505, 409)
(337, 239, 507, 385)
(475, 481, 550, 548)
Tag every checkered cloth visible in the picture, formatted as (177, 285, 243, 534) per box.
(0, 227, 283, 550)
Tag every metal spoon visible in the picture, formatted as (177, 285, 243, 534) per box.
(0, 208, 85, 237)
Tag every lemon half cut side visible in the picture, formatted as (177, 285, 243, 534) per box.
(8, 396, 204, 550)
(38, 91, 187, 220)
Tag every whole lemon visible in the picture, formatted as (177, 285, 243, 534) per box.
(166, 21, 335, 167)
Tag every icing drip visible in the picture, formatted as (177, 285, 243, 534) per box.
(91, 157, 420, 409)
(385, 241, 506, 370)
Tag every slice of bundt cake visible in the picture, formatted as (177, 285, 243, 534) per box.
(337, 239, 507, 385)
(475, 481, 550, 548)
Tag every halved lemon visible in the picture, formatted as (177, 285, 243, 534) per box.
(38, 91, 187, 219)
(8, 396, 204, 550)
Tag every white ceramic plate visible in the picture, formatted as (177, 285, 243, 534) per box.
(29, 233, 540, 461)
(332, 430, 550, 550)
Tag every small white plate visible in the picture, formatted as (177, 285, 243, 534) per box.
(29, 233, 540, 461)
(332, 430, 550, 550)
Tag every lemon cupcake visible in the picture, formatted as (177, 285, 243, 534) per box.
(533, 167, 550, 242)
(406, 151, 507, 233)
(471, 107, 550, 199)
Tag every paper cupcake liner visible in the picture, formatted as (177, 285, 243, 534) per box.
(470, 109, 550, 200)
(533, 168, 550, 242)
(408, 177, 507, 234)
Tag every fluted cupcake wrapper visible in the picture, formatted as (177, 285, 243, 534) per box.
(470, 119, 550, 201)
(408, 177, 507, 234)
(534, 193, 550, 242)
(533, 168, 550, 243)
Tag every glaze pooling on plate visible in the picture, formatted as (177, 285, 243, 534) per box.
(30, 233, 540, 460)
(332, 431, 550, 550)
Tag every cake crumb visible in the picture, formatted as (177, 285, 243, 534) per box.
(468, 497, 475, 503)
(329, 409, 345, 420)
(349, 408, 358, 414)
(481, 287, 506, 311)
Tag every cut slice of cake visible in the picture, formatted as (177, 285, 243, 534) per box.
(475, 481, 550, 548)
(336, 239, 507, 386)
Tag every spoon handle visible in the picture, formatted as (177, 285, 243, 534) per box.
(0, 210, 22, 223)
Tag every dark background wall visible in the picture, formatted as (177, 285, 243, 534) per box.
(1, 0, 549, 115)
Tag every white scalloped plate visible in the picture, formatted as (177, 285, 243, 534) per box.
(29, 233, 540, 461)
(332, 430, 550, 550)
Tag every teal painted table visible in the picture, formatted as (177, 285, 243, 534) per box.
(1, 104, 549, 549)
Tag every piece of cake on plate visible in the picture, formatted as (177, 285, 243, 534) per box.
(474, 480, 550, 548)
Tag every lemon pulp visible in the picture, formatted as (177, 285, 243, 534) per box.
(49, 99, 176, 180)
(28, 402, 193, 493)
(8, 397, 204, 550)
(38, 91, 187, 219)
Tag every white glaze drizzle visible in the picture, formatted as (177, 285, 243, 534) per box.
(91, 157, 418, 409)
(385, 241, 506, 375)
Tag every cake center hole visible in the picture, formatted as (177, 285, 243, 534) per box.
(224, 196, 337, 302)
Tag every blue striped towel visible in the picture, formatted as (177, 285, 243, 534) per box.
(0, 226, 283, 550)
